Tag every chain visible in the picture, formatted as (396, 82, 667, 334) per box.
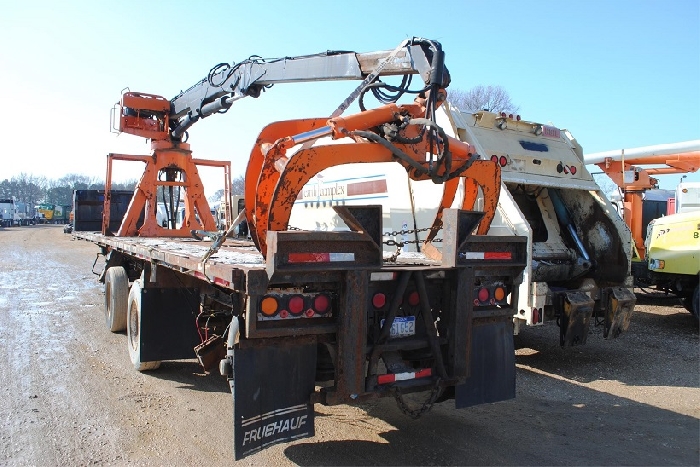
(387, 245, 402, 263)
(392, 378, 442, 419)
(383, 227, 443, 262)
(384, 226, 432, 237)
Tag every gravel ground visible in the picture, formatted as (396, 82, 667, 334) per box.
(0, 224, 698, 466)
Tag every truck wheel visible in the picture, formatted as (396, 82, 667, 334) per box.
(691, 285, 699, 321)
(105, 266, 128, 332)
(127, 280, 161, 371)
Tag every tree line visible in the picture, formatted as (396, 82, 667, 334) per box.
(1, 172, 247, 208)
(0, 173, 138, 208)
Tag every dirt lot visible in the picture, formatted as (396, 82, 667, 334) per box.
(0, 225, 698, 466)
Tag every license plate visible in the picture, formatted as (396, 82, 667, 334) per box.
(381, 316, 415, 338)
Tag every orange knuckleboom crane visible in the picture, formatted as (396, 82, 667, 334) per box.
(585, 141, 700, 259)
(109, 38, 501, 257)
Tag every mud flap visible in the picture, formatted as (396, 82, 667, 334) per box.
(559, 291, 594, 346)
(230, 343, 316, 460)
(139, 287, 201, 361)
(604, 287, 636, 339)
(455, 319, 515, 408)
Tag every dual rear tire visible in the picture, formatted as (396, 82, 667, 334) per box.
(105, 267, 128, 332)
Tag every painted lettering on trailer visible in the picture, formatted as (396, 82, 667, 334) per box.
(296, 178, 388, 201)
(242, 415, 308, 446)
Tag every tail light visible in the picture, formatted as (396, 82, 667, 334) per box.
(288, 295, 304, 316)
(260, 295, 279, 317)
(372, 293, 387, 309)
(474, 283, 509, 306)
(407, 291, 420, 306)
(494, 286, 506, 301)
(259, 292, 334, 321)
(313, 294, 331, 314)
(491, 155, 507, 167)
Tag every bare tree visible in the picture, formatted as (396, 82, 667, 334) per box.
(448, 85, 520, 114)
(5, 173, 46, 205)
(209, 189, 224, 203)
(231, 175, 244, 195)
(209, 175, 245, 203)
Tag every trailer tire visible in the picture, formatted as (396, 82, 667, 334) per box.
(127, 280, 161, 371)
(105, 266, 128, 332)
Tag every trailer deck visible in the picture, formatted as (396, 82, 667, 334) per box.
(74, 231, 444, 285)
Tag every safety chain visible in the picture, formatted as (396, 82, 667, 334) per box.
(383, 226, 442, 262)
(392, 378, 442, 419)
(387, 245, 402, 263)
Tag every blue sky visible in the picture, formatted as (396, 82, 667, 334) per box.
(1, 0, 698, 195)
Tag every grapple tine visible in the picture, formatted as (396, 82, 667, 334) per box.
(422, 161, 501, 261)
(258, 143, 394, 255)
(244, 118, 328, 249)
(461, 160, 501, 235)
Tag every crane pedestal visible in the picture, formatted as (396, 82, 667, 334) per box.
(103, 140, 231, 237)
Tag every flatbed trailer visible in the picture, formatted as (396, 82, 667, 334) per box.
(74, 206, 527, 459)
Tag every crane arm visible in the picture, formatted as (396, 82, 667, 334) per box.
(116, 38, 448, 142)
(169, 39, 445, 139)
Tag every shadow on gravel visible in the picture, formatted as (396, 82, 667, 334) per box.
(147, 360, 231, 394)
(633, 292, 686, 307)
(285, 380, 699, 466)
(511, 304, 698, 389)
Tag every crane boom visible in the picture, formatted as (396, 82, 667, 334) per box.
(168, 41, 444, 139)
(116, 38, 446, 142)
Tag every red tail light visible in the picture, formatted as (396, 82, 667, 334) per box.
(372, 293, 386, 309)
(407, 291, 420, 306)
(288, 295, 304, 315)
(477, 288, 489, 303)
(313, 294, 331, 314)
(499, 156, 508, 167)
